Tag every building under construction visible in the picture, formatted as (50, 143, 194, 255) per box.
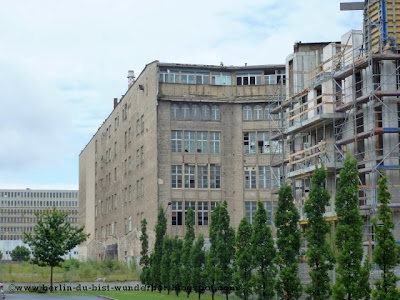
(273, 0, 400, 267)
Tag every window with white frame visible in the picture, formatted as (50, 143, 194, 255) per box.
(181, 72, 195, 84)
(264, 74, 277, 85)
(196, 72, 210, 84)
(254, 105, 263, 120)
(171, 131, 182, 152)
(184, 165, 195, 188)
(244, 169, 256, 189)
(197, 166, 208, 188)
(198, 202, 209, 225)
(259, 166, 271, 189)
(264, 105, 272, 120)
(197, 132, 208, 153)
(201, 105, 211, 120)
(211, 72, 232, 85)
(211, 201, 219, 212)
(237, 72, 262, 85)
(184, 131, 195, 153)
(171, 104, 180, 120)
(245, 202, 257, 224)
(172, 201, 183, 225)
(171, 165, 182, 188)
(272, 167, 281, 188)
(211, 105, 220, 121)
(185, 201, 196, 221)
(257, 132, 270, 154)
(160, 70, 179, 83)
(181, 104, 190, 120)
(210, 165, 221, 189)
(243, 105, 252, 120)
(272, 131, 283, 154)
(210, 132, 220, 153)
(243, 132, 256, 154)
(192, 105, 200, 120)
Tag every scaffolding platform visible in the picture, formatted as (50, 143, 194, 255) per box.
(270, 88, 309, 114)
(336, 127, 400, 146)
(336, 90, 400, 112)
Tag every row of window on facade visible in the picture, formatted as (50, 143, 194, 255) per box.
(243, 131, 283, 154)
(0, 226, 34, 232)
(171, 103, 220, 121)
(0, 200, 78, 207)
(160, 69, 285, 86)
(1, 235, 27, 241)
(172, 131, 220, 153)
(0, 208, 78, 216)
(242, 105, 279, 121)
(172, 164, 220, 189)
(0, 191, 78, 199)
(0, 216, 77, 224)
(244, 166, 282, 189)
(96, 221, 117, 240)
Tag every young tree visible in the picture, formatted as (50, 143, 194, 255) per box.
(170, 237, 183, 296)
(275, 183, 302, 300)
(181, 206, 195, 297)
(372, 174, 400, 300)
(10, 245, 30, 262)
(234, 217, 253, 300)
(0, 250, 3, 261)
(150, 206, 167, 292)
(333, 154, 370, 300)
(304, 166, 335, 300)
(216, 201, 235, 300)
(206, 203, 220, 300)
(160, 236, 173, 294)
(139, 218, 150, 285)
(191, 234, 206, 300)
(24, 207, 89, 290)
(251, 200, 277, 300)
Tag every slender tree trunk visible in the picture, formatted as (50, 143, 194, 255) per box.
(50, 265, 53, 292)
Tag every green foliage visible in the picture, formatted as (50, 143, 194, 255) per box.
(304, 166, 335, 300)
(234, 217, 253, 300)
(206, 203, 220, 300)
(23, 207, 89, 290)
(251, 200, 277, 300)
(170, 237, 183, 296)
(139, 218, 150, 285)
(275, 184, 302, 300)
(150, 206, 167, 291)
(215, 201, 235, 299)
(160, 237, 173, 294)
(333, 154, 371, 300)
(182, 207, 195, 297)
(11, 245, 31, 262)
(0, 250, 3, 260)
(191, 234, 206, 299)
(372, 174, 400, 300)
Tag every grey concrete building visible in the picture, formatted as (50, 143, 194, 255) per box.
(79, 62, 286, 262)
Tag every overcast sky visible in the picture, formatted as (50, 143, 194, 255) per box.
(0, 0, 362, 190)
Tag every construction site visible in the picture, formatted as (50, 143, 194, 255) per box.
(269, 0, 400, 284)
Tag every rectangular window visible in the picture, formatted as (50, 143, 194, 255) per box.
(160, 70, 179, 83)
(243, 132, 256, 154)
(272, 167, 281, 188)
(136, 149, 140, 166)
(197, 132, 208, 153)
(136, 119, 140, 135)
(172, 165, 183, 188)
(128, 216, 132, 231)
(257, 132, 270, 153)
(171, 131, 182, 152)
(244, 169, 256, 189)
(259, 166, 271, 189)
(172, 201, 183, 225)
(210, 165, 221, 189)
(198, 202, 209, 225)
(210, 132, 220, 153)
(184, 131, 195, 153)
(185, 201, 196, 221)
(140, 178, 144, 196)
(141, 115, 144, 133)
(197, 166, 208, 189)
(272, 131, 283, 154)
(245, 202, 257, 224)
(211, 72, 232, 85)
(141, 146, 144, 163)
(236, 72, 262, 85)
(184, 165, 195, 188)
(264, 201, 277, 225)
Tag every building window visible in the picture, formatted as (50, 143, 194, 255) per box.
(201, 105, 210, 120)
(141, 115, 144, 133)
(211, 72, 231, 85)
(257, 132, 270, 154)
(264, 201, 277, 225)
(197, 132, 208, 153)
(259, 166, 271, 189)
(141, 146, 144, 163)
(264, 106, 272, 120)
(209, 132, 220, 153)
(192, 105, 200, 120)
(265, 74, 277, 85)
(198, 202, 209, 225)
(171, 104, 180, 120)
(185, 201, 196, 221)
(181, 72, 195, 84)
(244, 169, 256, 189)
(181, 104, 190, 120)
(128, 216, 132, 231)
(171, 131, 182, 152)
(243, 132, 256, 154)
(140, 178, 144, 196)
(172, 201, 183, 226)
(237, 72, 262, 85)
(211, 105, 220, 121)
(136, 149, 140, 166)
(243, 105, 252, 120)
(245, 202, 257, 224)
(210, 165, 221, 189)
(184, 165, 195, 188)
(197, 166, 208, 189)
(254, 105, 263, 120)
(184, 131, 195, 153)
(171, 165, 183, 188)
(160, 70, 179, 83)
(272, 132, 283, 154)
(272, 167, 281, 188)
